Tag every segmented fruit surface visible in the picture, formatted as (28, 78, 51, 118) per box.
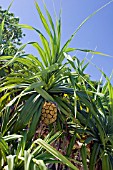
(41, 101, 57, 125)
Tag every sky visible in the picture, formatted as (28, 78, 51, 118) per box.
(1, 0, 113, 83)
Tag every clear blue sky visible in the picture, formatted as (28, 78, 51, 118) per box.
(1, 0, 113, 83)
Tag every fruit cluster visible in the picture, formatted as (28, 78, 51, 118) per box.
(41, 101, 57, 125)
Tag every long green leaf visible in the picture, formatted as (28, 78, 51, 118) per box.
(27, 101, 44, 140)
(56, 13, 61, 57)
(32, 159, 47, 170)
(102, 153, 110, 170)
(108, 82, 113, 115)
(35, 1, 53, 39)
(60, 0, 113, 54)
(32, 131, 62, 157)
(27, 54, 45, 69)
(66, 133, 76, 156)
(42, 0, 58, 62)
(24, 150, 33, 170)
(35, 1, 57, 60)
(1, 107, 10, 135)
(0, 20, 4, 43)
(0, 136, 9, 155)
(7, 0, 14, 11)
(16, 131, 27, 161)
(80, 144, 88, 170)
(14, 95, 42, 131)
(7, 155, 15, 170)
(18, 24, 34, 30)
(3, 134, 23, 142)
(39, 34, 51, 65)
(18, 25, 52, 66)
(35, 87, 54, 101)
(43, 0, 56, 37)
(29, 42, 48, 67)
(35, 139, 78, 170)
(75, 48, 113, 58)
(89, 143, 100, 170)
(77, 91, 106, 144)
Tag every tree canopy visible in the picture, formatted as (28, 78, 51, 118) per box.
(0, 6, 25, 56)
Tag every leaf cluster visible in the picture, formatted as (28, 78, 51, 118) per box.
(0, 1, 113, 170)
(0, 6, 25, 56)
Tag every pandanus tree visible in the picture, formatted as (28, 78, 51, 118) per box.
(0, 1, 81, 169)
(0, 1, 113, 170)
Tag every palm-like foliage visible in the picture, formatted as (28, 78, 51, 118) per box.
(1, 1, 113, 170)
(71, 78, 113, 170)
(0, 1, 79, 169)
(0, 130, 79, 170)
